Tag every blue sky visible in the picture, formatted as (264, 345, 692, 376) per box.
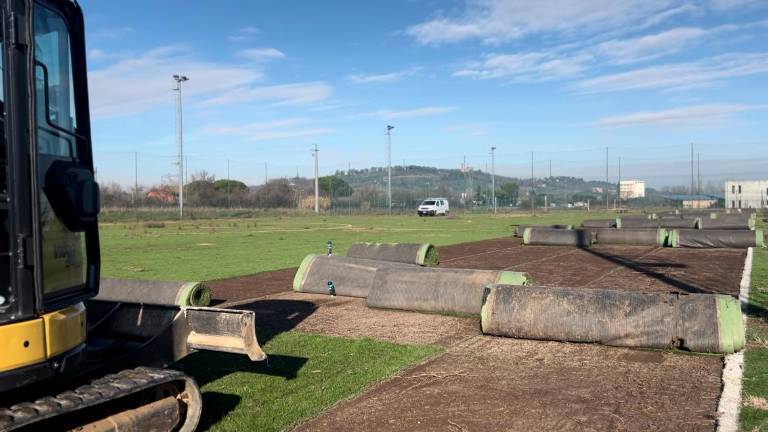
(81, 0, 768, 188)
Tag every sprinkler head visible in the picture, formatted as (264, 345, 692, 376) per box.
(327, 281, 336, 296)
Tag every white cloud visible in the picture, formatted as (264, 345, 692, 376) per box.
(88, 49, 111, 61)
(88, 46, 263, 118)
(207, 118, 334, 142)
(237, 48, 286, 62)
(454, 52, 592, 81)
(572, 52, 768, 93)
(202, 82, 332, 106)
(594, 104, 760, 127)
(709, 0, 764, 10)
(228, 27, 261, 42)
(597, 27, 708, 64)
(406, 0, 689, 45)
(348, 67, 421, 84)
(89, 46, 330, 117)
(358, 106, 457, 119)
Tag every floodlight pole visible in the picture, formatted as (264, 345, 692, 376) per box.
(386, 125, 394, 214)
(173, 74, 189, 220)
(493, 150, 497, 213)
(313, 143, 319, 213)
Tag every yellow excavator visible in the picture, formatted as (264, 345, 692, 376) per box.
(0, 1, 265, 430)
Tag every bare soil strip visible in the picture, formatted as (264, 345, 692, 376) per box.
(296, 336, 722, 432)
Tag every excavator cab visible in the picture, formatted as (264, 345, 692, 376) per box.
(0, 2, 265, 430)
(0, 0, 98, 386)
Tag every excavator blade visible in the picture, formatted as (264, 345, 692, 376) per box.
(85, 301, 266, 373)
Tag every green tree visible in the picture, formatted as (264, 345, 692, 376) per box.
(496, 182, 519, 206)
(213, 179, 248, 194)
(319, 176, 354, 197)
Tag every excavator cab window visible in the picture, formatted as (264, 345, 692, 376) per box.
(32, 1, 99, 308)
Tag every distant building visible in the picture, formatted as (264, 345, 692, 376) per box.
(619, 180, 645, 199)
(660, 194, 722, 209)
(725, 180, 768, 209)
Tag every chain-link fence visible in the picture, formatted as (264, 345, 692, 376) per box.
(94, 140, 768, 219)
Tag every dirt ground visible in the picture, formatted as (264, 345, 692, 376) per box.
(296, 336, 722, 432)
(225, 292, 479, 347)
(210, 237, 748, 432)
(439, 237, 746, 295)
(207, 267, 297, 304)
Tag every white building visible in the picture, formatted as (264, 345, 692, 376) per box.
(725, 180, 768, 209)
(619, 180, 646, 199)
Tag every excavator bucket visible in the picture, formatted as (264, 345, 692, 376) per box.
(85, 301, 266, 373)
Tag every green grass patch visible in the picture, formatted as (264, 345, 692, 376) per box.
(174, 331, 442, 431)
(100, 212, 616, 280)
(742, 247, 768, 431)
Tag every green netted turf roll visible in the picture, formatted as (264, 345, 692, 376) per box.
(293, 254, 412, 298)
(581, 219, 616, 229)
(596, 228, 668, 246)
(481, 284, 745, 354)
(523, 228, 591, 247)
(514, 224, 572, 237)
(96, 278, 212, 307)
(366, 268, 531, 316)
(671, 229, 763, 248)
(176, 282, 212, 306)
(346, 242, 439, 266)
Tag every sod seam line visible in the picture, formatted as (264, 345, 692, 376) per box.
(500, 248, 582, 271)
(583, 247, 662, 288)
(440, 246, 518, 263)
(716, 246, 752, 432)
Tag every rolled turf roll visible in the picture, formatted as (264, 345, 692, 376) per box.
(480, 285, 745, 354)
(699, 214, 755, 230)
(669, 229, 765, 248)
(514, 224, 573, 237)
(581, 219, 616, 228)
(617, 217, 700, 229)
(96, 278, 212, 307)
(367, 267, 531, 316)
(346, 242, 439, 266)
(596, 228, 668, 246)
(293, 254, 412, 298)
(523, 227, 592, 247)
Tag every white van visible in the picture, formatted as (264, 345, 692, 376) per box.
(417, 198, 449, 216)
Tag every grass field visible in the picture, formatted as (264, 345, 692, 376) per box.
(175, 333, 441, 431)
(98, 210, 768, 430)
(743, 246, 768, 431)
(100, 211, 615, 281)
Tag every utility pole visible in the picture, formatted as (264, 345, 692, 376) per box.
(227, 159, 231, 209)
(313, 144, 319, 213)
(531, 151, 535, 216)
(605, 147, 609, 211)
(697, 153, 701, 195)
(134, 152, 138, 221)
(264, 162, 268, 185)
(173, 74, 189, 219)
(548, 159, 552, 212)
(690, 143, 695, 206)
(490, 147, 497, 213)
(386, 125, 394, 214)
(617, 156, 621, 209)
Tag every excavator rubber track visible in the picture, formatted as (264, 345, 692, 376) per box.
(0, 367, 201, 432)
